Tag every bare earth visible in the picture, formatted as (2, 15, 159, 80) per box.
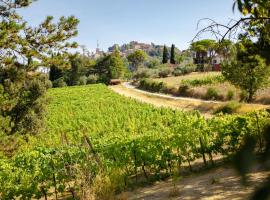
(123, 165, 270, 200)
(110, 83, 268, 118)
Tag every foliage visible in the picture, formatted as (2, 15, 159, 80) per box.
(173, 65, 196, 76)
(1, 85, 269, 199)
(222, 42, 270, 102)
(0, 67, 47, 135)
(158, 68, 172, 78)
(53, 77, 67, 88)
(226, 90, 235, 100)
(95, 50, 128, 84)
(0, 0, 79, 135)
(191, 39, 217, 71)
(133, 68, 157, 79)
(87, 74, 99, 84)
(127, 50, 147, 71)
(162, 45, 169, 64)
(205, 87, 219, 100)
(145, 57, 161, 68)
(215, 101, 241, 114)
(181, 75, 225, 87)
(138, 79, 166, 92)
(170, 44, 176, 64)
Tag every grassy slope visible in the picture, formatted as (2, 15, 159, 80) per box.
(153, 72, 270, 104)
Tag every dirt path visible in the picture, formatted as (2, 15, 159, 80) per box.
(110, 83, 268, 117)
(122, 165, 270, 200)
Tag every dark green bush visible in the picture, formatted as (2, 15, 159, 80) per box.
(53, 77, 67, 88)
(178, 84, 190, 96)
(227, 90, 235, 100)
(87, 75, 99, 84)
(205, 87, 219, 100)
(215, 101, 241, 114)
(139, 79, 166, 93)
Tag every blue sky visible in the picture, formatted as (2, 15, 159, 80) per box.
(19, 0, 240, 52)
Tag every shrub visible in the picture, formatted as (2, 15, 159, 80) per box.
(181, 75, 225, 87)
(45, 79, 53, 89)
(133, 68, 157, 79)
(205, 87, 219, 100)
(178, 84, 190, 96)
(240, 91, 248, 102)
(172, 65, 196, 77)
(53, 77, 67, 88)
(226, 90, 235, 100)
(87, 74, 99, 84)
(172, 67, 183, 76)
(158, 68, 171, 78)
(78, 76, 87, 85)
(215, 101, 241, 114)
(139, 79, 166, 93)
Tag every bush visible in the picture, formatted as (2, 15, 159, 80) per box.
(178, 84, 190, 96)
(205, 87, 219, 100)
(215, 101, 241, 114)
(133, 68, 157, 79)
(45, 79, 53, 89)
(181, 75, 225, 87)
(227, 90, 235, 100)
(87, 74, 99, 84)
(158, 68, 171, 78)
(172, 65, 196, 76)
(53, 77, 67, 88)
(172, 67, 184, 76)
(78, 76, 87, 85)
(240, 91, 248, 102)
(138, 79, 166, 93)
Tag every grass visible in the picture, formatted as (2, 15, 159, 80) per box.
(154, 72, 221, 87)
(152, 72, 270, 104)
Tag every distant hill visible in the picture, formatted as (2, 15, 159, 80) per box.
(108, 41, 181, 57)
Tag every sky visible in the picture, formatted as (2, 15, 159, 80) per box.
(19, 0, 241, 52)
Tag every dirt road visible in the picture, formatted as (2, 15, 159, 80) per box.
(122, 165, 269, 200)
(110, 83, 267, 117)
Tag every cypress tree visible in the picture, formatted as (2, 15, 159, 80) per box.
(170, 44, 176, 64)
(162, 45, 169, 64)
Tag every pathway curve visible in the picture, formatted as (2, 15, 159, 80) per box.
(110, 83, 267, 117)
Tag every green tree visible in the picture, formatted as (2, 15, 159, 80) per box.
(49, 65, 63, 82)
(170, 44, 176, 64)
(162, 45, 169, 64)
(95, 50, 128, 84)
(127, 50, 147, 71)
(222, 40, 270, 102)
(191, 39, 217, 71)
(0, 0, 79, 135)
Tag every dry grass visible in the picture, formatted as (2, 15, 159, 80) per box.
(154, 72, 221, 87)
(153, 73, 270, 105)
(110, 84, 268, 118)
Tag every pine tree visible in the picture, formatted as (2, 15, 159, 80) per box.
(162, 45, 169, 64)
(170, 44, 176, 64)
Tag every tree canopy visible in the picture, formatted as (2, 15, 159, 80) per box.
(127, 50, 147, 71)
(0, 0, 79, 135)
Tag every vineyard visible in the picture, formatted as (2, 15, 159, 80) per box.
(0, 84, 269, 199)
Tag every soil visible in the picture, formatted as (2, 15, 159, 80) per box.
(123, 165, 270, 200)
